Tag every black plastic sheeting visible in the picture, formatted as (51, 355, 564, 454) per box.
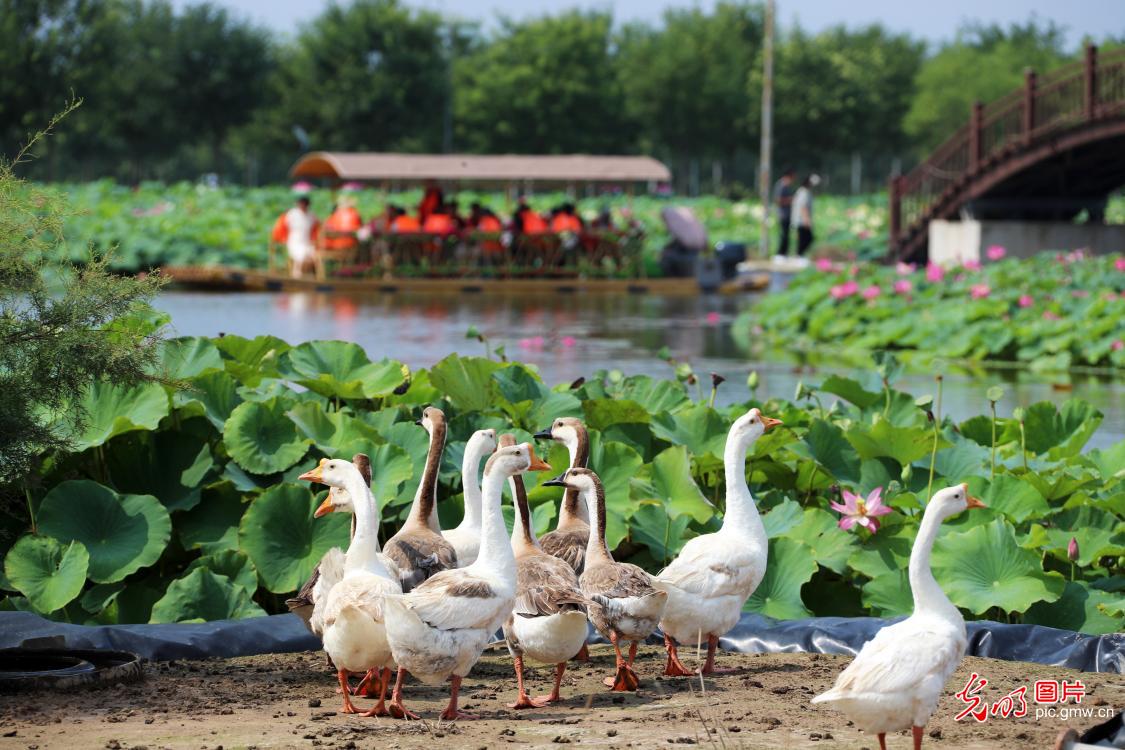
(2, 611, 1121, 673)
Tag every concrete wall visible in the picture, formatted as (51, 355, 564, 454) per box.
(929, 220, 1125, 266)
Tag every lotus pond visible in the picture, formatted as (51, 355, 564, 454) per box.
(2, 336, 1121, 635)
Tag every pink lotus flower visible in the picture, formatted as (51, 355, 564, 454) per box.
(830, 488, 892, 533)
(561, 336, 577, 348)
(830, 280, 859, 300)
(1067, 537, 1079, 562)
(1018, 294, 1034, 308)
(1113, 340, 1124, 352)
(925, 264, 945, 283)
(894, 279, 913, 295)
(705, 312, 721, 325)
(1042, 310, 1061, 321)
(1116, 258, 1125, 272)
(986, 245, 1007, 261)
(970, 284, 991, 300)
(518, 336, 545, 350)
(895, 262, 916, 276)
(291, 181, 314, 193)
(815, 258, 836, 272)
(862, 285, 881, 300)
(963, 258, 982, 271)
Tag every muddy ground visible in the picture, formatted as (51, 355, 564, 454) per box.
(0, 645, 1120, 749)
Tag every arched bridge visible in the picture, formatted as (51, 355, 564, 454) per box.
(889, 45, 1125, 261)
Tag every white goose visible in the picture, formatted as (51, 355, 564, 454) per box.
(656, 407, 781, 676)
(441, 428, 498, 567)
(812, 484, 985, 750)
(381, 442, 552, 720)
(299, 458, 402, 717)
(500, 434, 589, 709)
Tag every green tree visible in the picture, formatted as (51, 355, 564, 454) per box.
(905, 21, 1069, 151)
(0, 112, 165, 486)
(617, 2, 763, 162)
(453, 11, 629, 154)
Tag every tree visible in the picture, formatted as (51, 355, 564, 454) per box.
(904, 21, 1070, 151)
(453, 11, 629, 154)
(0, 110, 165, 486)
(616, 3, 764, 162)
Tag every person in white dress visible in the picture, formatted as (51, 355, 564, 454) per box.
(284, 196, 317, 277)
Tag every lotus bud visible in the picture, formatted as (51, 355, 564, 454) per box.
(900, 464, 912, 482)
(746, 371, 760, 391)
(1068, 537, 1079, 562)
(710, 372, 725, 389)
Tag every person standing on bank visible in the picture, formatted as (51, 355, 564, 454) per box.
(772, 168, 796, 256)
(793, 174, 819, 256)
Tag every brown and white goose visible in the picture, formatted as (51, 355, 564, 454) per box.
(499, 434, 589, 709)
(543, 468, 668, 692)
(383, 406, 458, 592)
(534, 418, 591, 575)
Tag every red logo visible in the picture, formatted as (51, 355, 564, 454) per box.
(956, 676, 1083, 722)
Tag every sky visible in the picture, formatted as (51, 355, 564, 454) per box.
(177, 0, 1122, 46)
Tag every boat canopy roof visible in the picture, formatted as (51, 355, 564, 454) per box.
(289, 151, 671, 185)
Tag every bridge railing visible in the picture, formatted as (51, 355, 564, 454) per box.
(890, 45, 1125, 258)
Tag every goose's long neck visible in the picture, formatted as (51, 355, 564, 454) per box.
(909, 507, 958, 619)
(582, 481, 613, 565)
(478, 469, 516, 573)
(344, 472, 391, 579)
(456, 443, 485, 532)
(558, 433, 590, 528)
(509, 475, 537, 555)
(409, 421, 445, 532)
(722, 432, 764, 541)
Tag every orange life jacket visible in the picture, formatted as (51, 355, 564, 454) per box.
(423, 213, 456, 235)
(391, 214, 421, 233)
(551, 214, 582, 234)
(271, 213, 289, 243)
(522, 211, 548, 234)
(477, 215, 502, 233)
(322, 207, 362, 250)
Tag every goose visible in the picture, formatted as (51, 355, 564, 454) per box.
(811, 484, 985, 750)
(534, 417, 591, 575)
(657, 408, 782, 676)
(298, 457, 402, 717)
(499, 434, 589, 709)
(543, 468, 668, 692)
(383, 406, 458, 592)
(286, 453, 371, 635)
(381, 442, 552, 720)
(441, 428, 499, 567)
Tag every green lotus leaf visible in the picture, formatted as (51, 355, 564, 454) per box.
(1035, 506, 1125, 566)
(847, 418, 949, 468)
(107, 431, 215, 512)
(186, 549, 258, 593)
(501, 500, 557, 539)
(1024, 581, 1123, 635)
(789, 419, 861, 484)
(278, 340, 408, 400)
(848, 529, 914, 579)
(1022, 400, 1102, 457)
(966, 474, 1050, 523)
(215, 334, 289, 385)
(761, 498, 803, 539)
(383, 368, 442, 406)
(582, 398, 650, 431)
(223, 398, 311, 474)
(492, 365, 582, 431)
(648, 445, 713, 524)
(38, 481, 171, 584)
(238, 483, 351, 593)
(1088, 441, 1125, 482)
(932, 519, 1065, 615)
(615, 375, 690, 414)
(177, 371, 243, 430)
(429, 353, 500, 411)
(287, 402, 385, 456)
(862, 569, 914, 617)
(785, 507, 858, 574)
(80, 582, 126, 614)
(933, 438, 990, 481)
(178, 482, 246, 553)
(150, 569, 266, 623)
(818, 374, 882, 409)
(69, 381, 169, 451)
(158, 336, 224, 380)
(959, 415, 1002, 447)
(365, 443, 415, 510)
(4, 537, 89, 613)
(744, 538, 816, 620)
(630, 503, 690, 565)
(589, 439, 644, 549)
(651, 404, 730, 459)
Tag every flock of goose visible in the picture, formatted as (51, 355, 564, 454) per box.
(287, 405, 985, 749)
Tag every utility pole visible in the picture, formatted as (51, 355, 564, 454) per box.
(758, 0, 775, 260)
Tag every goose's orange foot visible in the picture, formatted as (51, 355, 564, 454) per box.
(508, 693, 550, 709)
(387, 701, 419, 720)
(439, 709, 480, 721)
(700, 665, 740, 675)
(604, 666, 639, 691)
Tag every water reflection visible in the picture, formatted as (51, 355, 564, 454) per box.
(156, 290, 1125, 448)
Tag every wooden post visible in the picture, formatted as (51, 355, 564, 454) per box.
(1084, 44, 1098, 120)
(969, 101, 984, 172)
(1022, 68, 1037, 145)
(888, 174, 902, 258)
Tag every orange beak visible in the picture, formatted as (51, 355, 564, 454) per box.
(298, 458, 327, 484)
(526, 444, 552, 472)
(761, 415, 783, 432)
(963, 482, 986, 509)
(313, 495, 336, 518)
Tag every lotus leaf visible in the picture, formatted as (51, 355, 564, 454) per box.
(790, 419, 860, 484)
(278, 340, 407, 399)
(861, 569, 914, 617)
(428, 353, 499, 411)
(69, 381, 169, 451)
(186, 550, 258, 593)
(1035, 506, 1125, 566)
(177, 371, 243, 430)
(630, 504, 690, 564)
(743, 538, 816, 620)
(651, 404, 729, 459)
(38, 481, 171, 584)
(150, 569, 266, 623)
(287, 402, 384, 456)
(4, 537, 89, 612)
(178, 482, 246, 553)
(108, 431, 215, 512)
(214, 334, 289, 385)
(223, 398, 311, 474)
(648, 446, 713, 524)
(785, 507, 858, 574)
(159, 336, 224, 380)
(1024, 581, 1123, 635)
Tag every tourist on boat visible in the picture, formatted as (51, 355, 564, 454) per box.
(271, 195, 318, 278)
(390, 206, 421, 232)
(773, 167, 796, 257)
(550, 203, 584, 234)
(419, 182, 444, 223)
(591, 206, 614, 230)
(422, 203, 458, 235)
(793, 173, 819, 256)
(513, 199, 548, 234)
(321, 194, 363, 252)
